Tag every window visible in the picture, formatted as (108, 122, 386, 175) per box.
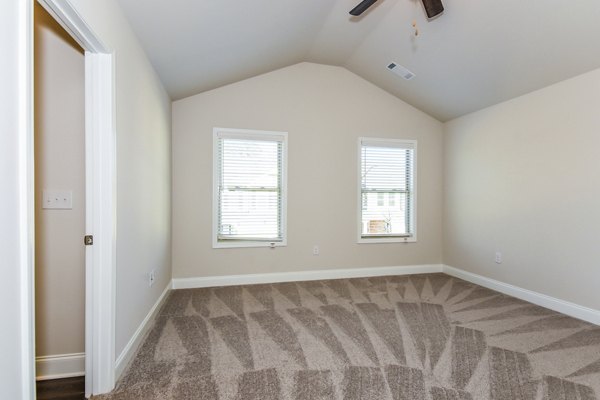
(213, 128, 287, 248)
(358, 138, 416, 243)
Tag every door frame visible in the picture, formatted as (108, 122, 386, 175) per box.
(35, 0, 117, 396)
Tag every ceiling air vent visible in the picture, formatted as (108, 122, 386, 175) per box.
(387, 62, 415, 80)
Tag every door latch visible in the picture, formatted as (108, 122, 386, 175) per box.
(84, 235, 94, 246)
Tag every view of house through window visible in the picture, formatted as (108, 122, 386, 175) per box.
(359, 138, 416, 242)
(213, 128, 287, 247)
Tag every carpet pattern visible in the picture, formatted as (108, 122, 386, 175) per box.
(96, 274, 600, 399)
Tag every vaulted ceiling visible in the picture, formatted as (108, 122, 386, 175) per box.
(117, 0, 600, 121)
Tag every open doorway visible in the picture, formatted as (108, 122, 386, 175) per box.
(34, 3, 86, 398)
(31, 0, 117, 397)
(7, 0, 115, 397)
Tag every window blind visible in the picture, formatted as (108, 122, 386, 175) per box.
(216, 133, 284, 242)
(360, 139, 415, 238)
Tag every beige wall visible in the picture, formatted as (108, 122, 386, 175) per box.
(34, 4, 85, 358)
(172, 62, 443, 278)
(443, 67, 600, 311)
(65, 0, 172, 357)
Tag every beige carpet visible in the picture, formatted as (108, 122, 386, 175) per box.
(96, 273, 600, 399)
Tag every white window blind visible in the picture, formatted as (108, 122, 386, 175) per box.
(214, 129, 287, 246)
(359, 138, 416, 241)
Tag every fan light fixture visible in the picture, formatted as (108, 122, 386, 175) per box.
(349, 0, 444, 19)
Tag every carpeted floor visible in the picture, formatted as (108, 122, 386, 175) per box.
(96, 273, 600, 399)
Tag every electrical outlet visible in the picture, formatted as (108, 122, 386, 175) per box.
(495, 252, 502, 264)
(149, 270, 156, 287)
(313, 245, 320, 256)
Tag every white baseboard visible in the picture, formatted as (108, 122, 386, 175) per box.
(443, 265, 600, 325)
(114, 282, 172, 380)
(36, 353, 85, 381)
(172, 264, 444, 290)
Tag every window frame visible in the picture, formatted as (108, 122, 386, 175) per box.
(212, 127, 288, 249)
(357, 137, 418, 244)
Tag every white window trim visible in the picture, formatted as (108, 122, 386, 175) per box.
(357, 137, 418, 244)
(212, 127, 288, 249)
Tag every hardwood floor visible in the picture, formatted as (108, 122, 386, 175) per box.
(37, 376, 85, 400)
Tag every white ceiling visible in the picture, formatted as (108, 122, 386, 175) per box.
(117, 0, 600, 121)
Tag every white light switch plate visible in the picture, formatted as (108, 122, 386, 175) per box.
(42, 190, 73, 209)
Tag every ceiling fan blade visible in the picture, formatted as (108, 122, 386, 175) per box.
(421, 0, 444, 18)
(349, 0, 379, 16)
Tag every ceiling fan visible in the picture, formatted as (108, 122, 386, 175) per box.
(350, 0, 444, 19)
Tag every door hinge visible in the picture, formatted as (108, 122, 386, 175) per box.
(84, 235, 94, 246)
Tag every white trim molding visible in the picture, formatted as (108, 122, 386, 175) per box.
(84, 50, 117, 397)
(173, 264, 443, 289)
(36, 353, 85, 381)
(115, 283, 172, 380)
(15, 0, 36, 398)
(37, 0, 108, 53)
(443, 265, 600, 325)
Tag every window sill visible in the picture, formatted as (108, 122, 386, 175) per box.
(357, 237, 417, 244)
(213, 240, 287, 249)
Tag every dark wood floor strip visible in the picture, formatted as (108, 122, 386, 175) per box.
(37, 376, 85, 400)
